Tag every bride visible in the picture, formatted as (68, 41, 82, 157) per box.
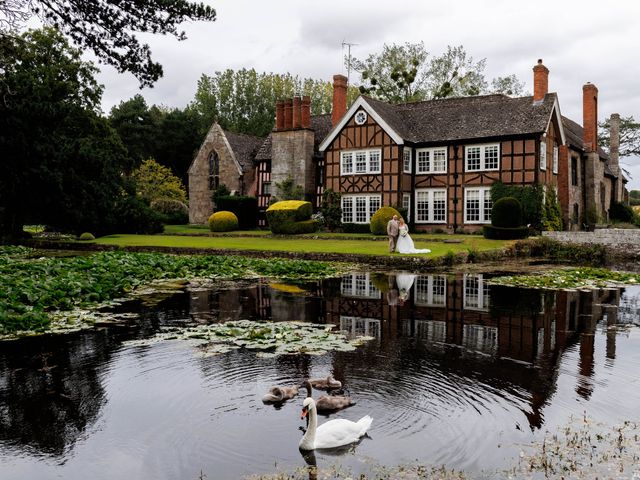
(396, 219, 431, 254)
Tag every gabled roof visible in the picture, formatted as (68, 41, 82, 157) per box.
(320, 93, 564, 151)
(255, 114, 332, 161)
(223, 129, 264, 173)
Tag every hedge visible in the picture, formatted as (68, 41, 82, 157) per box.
(483, 225, 530, 240)
(370, 206, 403, 235)
(266, 200, 318, 234)
(208, 211, 239, 232)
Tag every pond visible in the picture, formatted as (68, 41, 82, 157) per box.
(1, 270, 639, 479)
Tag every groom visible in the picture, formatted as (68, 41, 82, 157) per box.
(387, 214, 399, 253)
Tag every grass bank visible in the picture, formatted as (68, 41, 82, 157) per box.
(94, 232, 509, 257)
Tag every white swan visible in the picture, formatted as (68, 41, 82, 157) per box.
(262, 385, 299, 403)
(299, 397, 372, 450)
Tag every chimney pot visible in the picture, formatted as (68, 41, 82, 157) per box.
(332, 74, 348, 127)
(301, 95, 311, 128)
(533, 59, 549, 102)
(284, 99, 293, 130)
(293, 96, 302, 129)
(275, 100, 285, 131)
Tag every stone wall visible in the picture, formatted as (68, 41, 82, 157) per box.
(543, 229, 640, 257)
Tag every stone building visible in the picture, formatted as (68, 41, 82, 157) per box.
(188, 123, 263, 224)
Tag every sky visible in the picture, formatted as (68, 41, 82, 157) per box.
(94, 0, 640, 189)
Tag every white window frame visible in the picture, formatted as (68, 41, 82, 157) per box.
(463, 274, 490, 311)
(403, 148, 412, 173)
(340, 149, 382, 175)
(464, 187, 492, 224)
(540, 141, 547, 171)
(415, 188, 447, 224)
(402, 193, 411, 222)
(552, 145, 558, 174)
(465, 143, 500, 172)
(340, 274, 381, 299)
(416, 147, 447, 174)
(341, 194, 382, 224)
(414, 275, 447, 307)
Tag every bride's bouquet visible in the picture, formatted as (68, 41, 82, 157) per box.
(400, 230, 408, 237)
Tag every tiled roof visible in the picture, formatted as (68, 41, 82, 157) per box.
(363, 93, 559, 144)
(223, 130, 265, 173)
(254, 114, 332, 161)
(561, 116, 609, 160)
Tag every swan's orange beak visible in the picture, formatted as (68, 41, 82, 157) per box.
(301, 406, 308, 419)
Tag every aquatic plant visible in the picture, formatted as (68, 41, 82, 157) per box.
(489, 267, 640, 290)
(0, 247, 344, 335)
(122, 320, 375, 357)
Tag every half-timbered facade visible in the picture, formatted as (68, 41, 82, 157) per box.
(319, 60, 625, 232)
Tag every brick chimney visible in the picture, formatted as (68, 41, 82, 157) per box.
(301, 95, 311, 128)
(275, 100, 284, 131)
(284, 99, 293, 130)
(582, 83, 598, 152)
(293, 96, 302, 129)
(332, 74, 348, 127)
(533, 59, 549, 102)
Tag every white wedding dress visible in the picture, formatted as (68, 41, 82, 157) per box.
(396, 226, 431, 254)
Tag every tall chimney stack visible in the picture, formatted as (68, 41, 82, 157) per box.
(301, 96, 311, 128)
(292, 96, 302, 129)
(582, 83, 598, 152)
(332, 74, 348, 127)
(609, 113, 620, 168)
(533, 59, 549, 102)
(284, 99, 293, 130)
(275, 100, 284, 131)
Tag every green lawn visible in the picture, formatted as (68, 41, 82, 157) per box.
(95, 232, 510, 256)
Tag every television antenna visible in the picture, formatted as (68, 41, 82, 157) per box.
(342, 40, 358, 86)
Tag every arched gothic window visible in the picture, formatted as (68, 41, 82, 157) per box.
(208, 151, 219, 190)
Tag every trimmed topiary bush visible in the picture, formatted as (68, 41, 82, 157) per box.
(491, 197, 522, 228)
(208, 211, 239, 232)
(78, 232, 95, 241)
(266, 200, 318, 234)
(483, 196, 528, 239)
(370, 206, 403, 235)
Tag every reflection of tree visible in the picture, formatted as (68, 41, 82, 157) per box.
(0, 330, 124, 456)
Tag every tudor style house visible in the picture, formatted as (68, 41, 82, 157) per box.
(319, 60, 626, 232)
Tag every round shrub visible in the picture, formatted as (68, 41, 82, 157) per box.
(208, 211, 239, 232)
(266, 200, 317, 234)
(370, 206, 403, 235)
(491, 197, 522, 228)
(78, 232, 95, 241)
(151, 198, 189, 225)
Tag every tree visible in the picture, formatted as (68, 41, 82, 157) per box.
(427, 46, 487, 99)
(352, 42, 430, 103)
(0, 1, 216, 87)
(131, 159, 188, 204)
(108, 95, 159, 171)
(0, 28, 156, 238)
(489, 74, 527, 97)
(598, 115, 640, 157)
(351, 42, 523, 103)
(272, 177, 304, 203)
(189, 68, 358, 137)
